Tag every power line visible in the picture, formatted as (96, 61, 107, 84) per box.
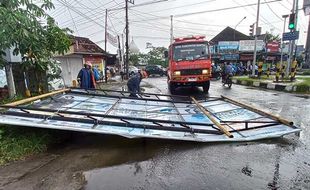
(264, 0, 283, 21)
(130, 0, 282, 23)
(147, 0, 216, 14)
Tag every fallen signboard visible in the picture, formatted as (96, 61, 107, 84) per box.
(0, 88, 301, 143)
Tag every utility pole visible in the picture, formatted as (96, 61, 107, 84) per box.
(252, 0, 261, 76)
(170, 15, 173, 44)
(125, 0, 134, 78)
(121, 33, 125, 73)
(280, 15, 289, 68)
(125, 0, 129, 79)
(305, 15, 310, 68)
(104, 9, 108, 83)
(5, 63, 16, 98)
(118, 35, 122, 65)
(287, 0, 298, 76)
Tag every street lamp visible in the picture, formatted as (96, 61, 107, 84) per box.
(234, 16, 247, 41)
(280, 15, 289, 69)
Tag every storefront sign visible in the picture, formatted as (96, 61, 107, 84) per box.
(267, 42, 280, 53)
(218, 41, 239, 54)
(239, 40, 264, 52)
(220, 54, 239, 60)
(84, 56, 104, 72)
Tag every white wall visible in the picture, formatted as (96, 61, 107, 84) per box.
(54, 55, 83, 87)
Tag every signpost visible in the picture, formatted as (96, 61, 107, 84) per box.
(282, 31, 300, 41)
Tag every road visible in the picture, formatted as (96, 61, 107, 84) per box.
(0, 77, 309, 190)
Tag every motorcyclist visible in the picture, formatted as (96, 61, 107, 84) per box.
(222, 62, 233, 82)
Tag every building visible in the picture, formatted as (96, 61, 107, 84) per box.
(53, 36, 116, 86)
(129, 38, 140, 54)
(210, 26, 253, 63)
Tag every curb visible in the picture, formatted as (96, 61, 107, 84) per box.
(233, 79, 310, 93)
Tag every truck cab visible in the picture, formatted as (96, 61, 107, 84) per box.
(166, 36, 212, 94)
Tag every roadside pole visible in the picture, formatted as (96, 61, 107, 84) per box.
(104, 9, 108, 83)
(305, 15, 310, 68)
(252, 0, 261, 76)
(280, 15, 289, 69)
(125, 0, 129, 79)
(5, 63, 16, 98)
(170, 15, 173, 44)
(287, 0, 298, 76)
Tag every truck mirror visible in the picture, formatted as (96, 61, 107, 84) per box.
(164, 51, 168, 58)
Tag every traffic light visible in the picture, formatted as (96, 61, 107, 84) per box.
(288, 13, 296, 30)
(249, 24, 255, 36)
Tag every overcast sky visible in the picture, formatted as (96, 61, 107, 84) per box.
(48, 0, 309, 54)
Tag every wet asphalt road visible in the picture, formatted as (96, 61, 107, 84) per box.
(84, 77, 310, 190)
(1, 77, 310, 190)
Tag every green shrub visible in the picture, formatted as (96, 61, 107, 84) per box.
(301, 70, 310, 75)
(296, 84, 310, 93)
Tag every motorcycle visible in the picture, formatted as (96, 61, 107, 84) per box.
(222, 73, 233, 88)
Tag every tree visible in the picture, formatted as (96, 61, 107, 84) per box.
(129, 54, 140, 66)
(265, 32, 281, 42)
(146, 47, 168, 67)
(0, 0, 71, 93)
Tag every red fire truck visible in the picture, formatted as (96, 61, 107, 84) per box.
(166, 36, 212, 94)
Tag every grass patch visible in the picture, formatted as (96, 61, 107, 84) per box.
(0, 96, 70, 165)
(234, 75, 310, 93)
(300, 70, 310, 75)
(233, 76, 274, 83)
(0, 94, 25, 105)
(296, 77, 310, 93)
(0, 126, 56, 165)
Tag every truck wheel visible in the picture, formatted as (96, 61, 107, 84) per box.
(203, 81, 210, 93)
(169, 83, 177, 94)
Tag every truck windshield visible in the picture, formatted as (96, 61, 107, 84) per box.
(173, 43, 209, 61)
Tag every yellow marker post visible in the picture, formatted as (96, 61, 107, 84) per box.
(258, 62, 263, 78)
(290, 60, 297, 81)
(275, 62, 280, 82)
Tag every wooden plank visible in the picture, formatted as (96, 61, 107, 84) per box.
(221, 95, 294, 126)
(191, 97, 233, 138)
(4, 89, 70, 106)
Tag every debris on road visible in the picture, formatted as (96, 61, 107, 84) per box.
(0, 88, 301, 143)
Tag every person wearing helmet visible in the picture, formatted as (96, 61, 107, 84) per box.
(127, 70, 146, 97)
(77, 62, 96, 89)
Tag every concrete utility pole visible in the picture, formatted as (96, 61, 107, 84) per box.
(104, 9, 108, 83)
(305, 15, 310, 68)
(125, 0, 129, 78)
(280, 15, 289, 68)
(287, 0, 298, 76)
(5, 63, 16, 98)
(252, 0, 261, 76)
(170, 15, 173, 44)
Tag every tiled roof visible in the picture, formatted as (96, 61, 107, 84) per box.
(71, 36, 106, 55)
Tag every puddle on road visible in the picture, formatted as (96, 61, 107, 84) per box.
(83, 161, 151, 190)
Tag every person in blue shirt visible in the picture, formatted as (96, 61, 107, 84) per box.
(222, 62, 233, 82)
(127, 71, 143, 97)
(77, 62, 96, 89)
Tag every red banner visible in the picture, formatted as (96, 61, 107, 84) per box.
(267, 42, 280, 53)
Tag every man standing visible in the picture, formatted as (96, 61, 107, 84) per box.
(77, 62, 96, 89)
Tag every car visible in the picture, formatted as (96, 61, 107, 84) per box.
(128, 66, 140, 76)
(145, 65, 166, 77)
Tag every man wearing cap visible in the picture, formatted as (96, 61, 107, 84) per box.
(77, 62, 96, 89)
